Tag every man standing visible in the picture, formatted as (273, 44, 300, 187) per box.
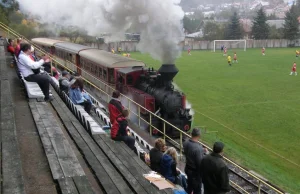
(200, 142, 230, 194)
(183, 128, 204, 194)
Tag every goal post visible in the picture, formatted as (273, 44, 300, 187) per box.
(213, 40, 247, 52)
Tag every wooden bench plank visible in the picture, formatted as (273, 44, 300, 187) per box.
(29, 101, 64, 180)
(72, 121, 134, 194)
(34, 101, 85, 178)
(119, 140, 173, 194)
(58, 177, 79, 194)
(63, 121, 122, 194)
(93, 135, 148, 194)
(73, 176, 95, 194)
(97, 135, 163, 194)
(50, 93, 131, 194)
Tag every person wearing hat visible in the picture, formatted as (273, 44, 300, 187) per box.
(183, 128, 204, 194)
(200, 142, 230, 194)
(59, 70, 71, 94)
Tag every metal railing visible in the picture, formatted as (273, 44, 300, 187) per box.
(0, 22, 285, 194)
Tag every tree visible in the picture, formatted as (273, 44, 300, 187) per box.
(297, 0, 300, 16)
(0, 5, 9, 25)
(251, 8, 270, 39)
(183, 16, 202, 34)
(202, 22, 224, 41)
(269, 25, 284, 39)
(283, 4, 300, 42)
(224, 12, 243, 40)
(60, 26, 89, 43)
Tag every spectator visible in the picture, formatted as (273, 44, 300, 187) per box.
(108, 90, 123, 124)
(161, 147, 187, 191)
(183, 128, 204, 194)
(59, 71, 70, 94)
(200, 142, 230, 194)
(17, 43, 52, 101)
(7, 39, 15, 55)
(111, 109, 136, 151)
(14, 38, 22, 56)
(69, 78, 92, 114)
(149, 138, 166, 174)
(75, 77, 94, 106)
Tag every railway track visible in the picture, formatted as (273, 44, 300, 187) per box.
(167, 138, 283, 194)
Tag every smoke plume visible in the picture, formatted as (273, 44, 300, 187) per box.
(17, 0, 185, 63)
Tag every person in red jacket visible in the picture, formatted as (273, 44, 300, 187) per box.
(14, 38, 22, 56)
(108, 90, 123, 124)
(7, 39, 15, 55)
(111, 109, 135, 151)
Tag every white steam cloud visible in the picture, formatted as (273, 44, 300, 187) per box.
(17, 0, 185, 63)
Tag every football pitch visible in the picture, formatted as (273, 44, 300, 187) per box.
(131, 48, 300, 193)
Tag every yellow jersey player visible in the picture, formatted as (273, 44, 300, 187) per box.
(296, 50, 299, 59)
(227, 55, 232, 66)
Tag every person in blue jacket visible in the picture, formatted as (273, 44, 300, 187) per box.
(161, 147, 187, 192)
(69, 78, 92, 114)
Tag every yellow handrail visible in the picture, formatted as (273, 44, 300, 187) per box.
(0, 22, 285, 194)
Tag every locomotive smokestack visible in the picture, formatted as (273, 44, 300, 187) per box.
(158, 64, 179, 83)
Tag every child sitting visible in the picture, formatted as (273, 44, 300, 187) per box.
(111, 109, 136, 151)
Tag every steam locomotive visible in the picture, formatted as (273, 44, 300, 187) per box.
(31, 38, 192, 137)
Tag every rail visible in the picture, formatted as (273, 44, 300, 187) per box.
(0, 22, 285, 194)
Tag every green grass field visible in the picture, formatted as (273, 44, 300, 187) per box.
(130, 48, 300, 193)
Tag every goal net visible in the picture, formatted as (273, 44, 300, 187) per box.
(213, 40, 247, 52)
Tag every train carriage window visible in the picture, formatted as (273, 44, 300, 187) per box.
(127, 75, 133, 85)
(94, 65, 98, 76)
(103, 69, 107, 81)
(99, 67, 103, 78)
(108, 69, 115, 84)
(81, 59, 85, 68)
(91, 63, 95, 74)
(72, 55, 76, 64)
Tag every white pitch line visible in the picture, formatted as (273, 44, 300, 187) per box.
(201, 99, 300, 109)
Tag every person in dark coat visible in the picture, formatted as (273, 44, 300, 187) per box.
(183, 128, 204, 194)
(160, 147, 187, 191)
(59, 71, 70, 94)
(149, 138, 166, 174)
(200, 142, 230, 194)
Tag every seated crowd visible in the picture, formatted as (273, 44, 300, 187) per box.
(8, 38, 60, 101)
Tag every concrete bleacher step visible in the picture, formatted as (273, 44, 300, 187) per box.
(1, 79, 26, 194)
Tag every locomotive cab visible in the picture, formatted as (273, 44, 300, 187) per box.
(116, 67, 156, 115)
